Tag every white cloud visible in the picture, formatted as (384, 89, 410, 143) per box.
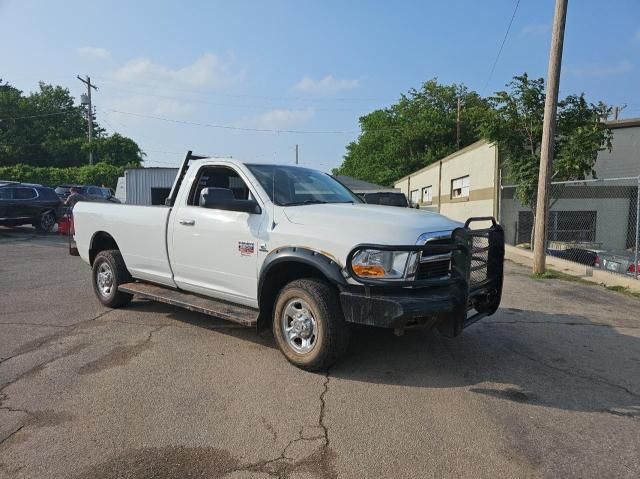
(292, 75, 359, 95)
(112, 53, 241, 90)
(105, 53, 243, 119)
(236, 108, 314, 131)
(76, 46, 112, 60)
(110, 95, 193, 119)
(520, 23, 550, 36)
(567, 60, 634, 77)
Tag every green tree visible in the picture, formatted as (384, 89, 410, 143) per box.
(88, 133, 145, 166)
(333, 79, 491, 186)
(481, 74, 612, 241)
(0, 163, 125, 189)
(0, 79, 143, 167)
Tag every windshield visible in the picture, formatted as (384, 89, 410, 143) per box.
(246, 164, 361, 206)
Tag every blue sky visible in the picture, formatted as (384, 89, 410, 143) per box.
(1, 0, 638, 171)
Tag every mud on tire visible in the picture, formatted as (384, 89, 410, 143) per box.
(273, 278, 349, 371)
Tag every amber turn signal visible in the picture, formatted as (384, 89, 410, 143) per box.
(352, 264, 386, 277)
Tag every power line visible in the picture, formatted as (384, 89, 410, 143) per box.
(484, 0, 521, 91)
(0, 110, 78, 121)
(100, 83, 374, 113)
(95, 77, 393, 104)
(106, 108, 401, 135)
(1, 105, 402, 135)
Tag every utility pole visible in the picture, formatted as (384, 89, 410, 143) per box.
(613, 104, 626, 120)
(295, 144, 299, 165)
(532, 0, 568, 274)
(456, 96, 462, 149)
(77, 75, 98, 165)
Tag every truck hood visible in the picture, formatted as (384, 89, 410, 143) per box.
(281, 203, 462, 245)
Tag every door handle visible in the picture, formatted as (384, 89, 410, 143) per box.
(179, 219, 195, 226)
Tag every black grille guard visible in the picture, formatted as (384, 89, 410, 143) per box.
(345, 217, 505, 325)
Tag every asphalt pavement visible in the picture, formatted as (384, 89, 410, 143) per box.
(0, 227, 639, 478)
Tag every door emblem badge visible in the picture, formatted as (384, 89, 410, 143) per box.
(238, 241, 255, 256)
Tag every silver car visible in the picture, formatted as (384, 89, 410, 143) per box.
(596, 250, 639, 277)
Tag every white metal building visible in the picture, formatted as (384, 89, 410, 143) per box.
(115, 167, 178, 205)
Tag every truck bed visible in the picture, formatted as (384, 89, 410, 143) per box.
(73, 202, 175, 286)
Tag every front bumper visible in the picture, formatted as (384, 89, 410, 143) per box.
(340, 218, 505, 336)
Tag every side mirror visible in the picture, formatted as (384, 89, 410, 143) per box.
(199, 187, 261, 214)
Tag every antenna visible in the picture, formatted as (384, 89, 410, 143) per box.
(271, 167, 277, 230)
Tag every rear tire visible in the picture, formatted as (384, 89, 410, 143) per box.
(92, 250, 133, 308)
(34, 211, 56, 232)
(273, 278, 349, 371)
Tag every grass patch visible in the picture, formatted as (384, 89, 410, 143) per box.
(605, 285, 640, 299)
(529, 267, 640, 299)
(529, 269, 587, 283)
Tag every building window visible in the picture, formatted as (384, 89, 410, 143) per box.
(410, 189, 419, 205)
(451, 176, 470, 199)
(422, 186, 433, 203)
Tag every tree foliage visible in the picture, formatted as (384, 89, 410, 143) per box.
(333, 79, 491, 186)
(481, 74, 612, 211)
(0, 79, 144, 167)
(0, 163, 124, 189)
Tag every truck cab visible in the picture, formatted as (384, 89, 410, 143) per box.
(72, 152, 505, 370)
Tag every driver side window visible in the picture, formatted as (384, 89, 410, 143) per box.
(188, 166, 252, 206)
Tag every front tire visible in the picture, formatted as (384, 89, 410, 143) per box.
(273, 278, 349, 371)
(92, 250, 133, 308)
(34, 211, 56, 232)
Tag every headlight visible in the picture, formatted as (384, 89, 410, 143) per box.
(351, 249, 420, 280)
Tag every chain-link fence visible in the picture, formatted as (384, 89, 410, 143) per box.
(500, 177, 640, 280)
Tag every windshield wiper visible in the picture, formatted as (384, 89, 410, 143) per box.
(282, 199, 328, 206)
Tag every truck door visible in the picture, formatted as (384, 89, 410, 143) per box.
(169, 165, 264, 307)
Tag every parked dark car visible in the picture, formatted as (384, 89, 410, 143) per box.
(358, 192, 409, 207)
(84, 185, 120, 203)
(55, 184, 120, 203)
(547, 247, 600, 266)
(54, 184, 82, 200)
(0, 182, 63, 231)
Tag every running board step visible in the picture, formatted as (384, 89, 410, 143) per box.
(118, 282, 258, 327)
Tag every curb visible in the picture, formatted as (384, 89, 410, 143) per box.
(505, 244, 640, 294)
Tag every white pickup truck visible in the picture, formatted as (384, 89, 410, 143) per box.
(72, 152, 504, 370)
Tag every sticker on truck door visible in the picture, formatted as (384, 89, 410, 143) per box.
(238, 241, 255, 256)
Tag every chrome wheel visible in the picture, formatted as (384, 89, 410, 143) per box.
(281, 298, 318, 354)
(96, 261, 114, 297)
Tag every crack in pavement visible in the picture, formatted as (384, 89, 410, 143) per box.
(601, 408, 640, 420)
(0, 322, 71, 329)
(319, 370, 332, 455)
(0, 309, 115, 367)
(109, 318, 246, 331)
(506, 346, 640, 399)
(0, 342, 90, 402)
(0, 426, 23, 447)
(78, 325, 166, 376)
(218, 369, 336, 478)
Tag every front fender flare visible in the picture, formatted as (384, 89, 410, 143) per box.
(258, 247, 347, 305)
